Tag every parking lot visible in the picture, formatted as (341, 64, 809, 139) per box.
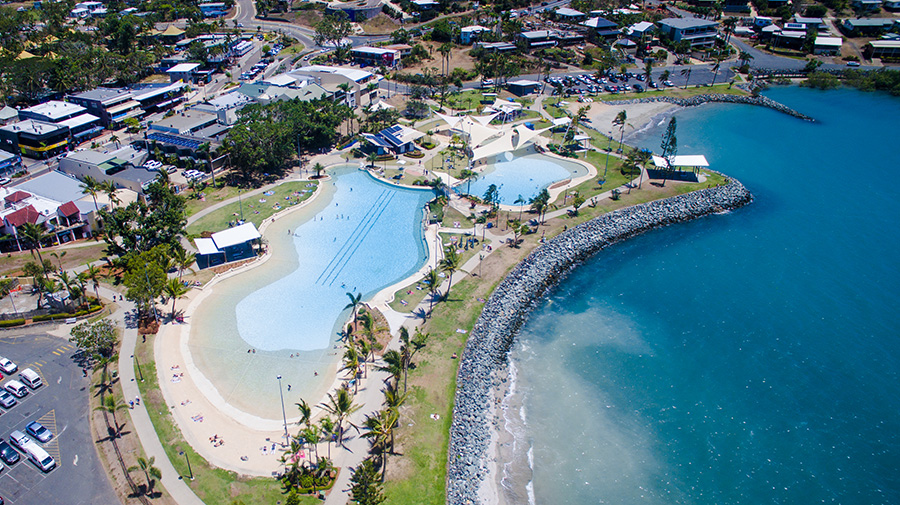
(0, 330, 119, 505)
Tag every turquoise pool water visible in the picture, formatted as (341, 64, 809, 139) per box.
(462, 153, 588, 204)
(189, 166, 434, 418)
(501, 88, 900, 504)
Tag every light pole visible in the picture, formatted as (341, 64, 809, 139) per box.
(179, 450, 193, 480)
(238, 189, 244, 221)
(604, 130, 612, 179)
(131, 354, 144, 382)
(276, 375, 289, 448)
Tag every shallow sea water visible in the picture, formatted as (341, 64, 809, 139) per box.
(503, 87, 900, 504)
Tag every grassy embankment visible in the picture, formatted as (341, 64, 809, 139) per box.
(186, 181, 318, 236)
(133, 333, 319, 505)
(383, 171, 732, 504)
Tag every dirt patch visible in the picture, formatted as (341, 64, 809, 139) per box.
(402, 44, 478, 75)
(359, 13, 401, 35)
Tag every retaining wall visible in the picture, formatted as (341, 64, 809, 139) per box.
(605, 93, 813, 121)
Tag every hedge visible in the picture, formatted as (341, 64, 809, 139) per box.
(32, 304, 103, 322)
(0, 319, 25, 328)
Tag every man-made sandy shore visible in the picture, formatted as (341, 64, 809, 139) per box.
(569, 100, 681, 141)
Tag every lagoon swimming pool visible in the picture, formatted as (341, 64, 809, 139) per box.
(189, 166, 434, 419)
(462, 153, 588, 204)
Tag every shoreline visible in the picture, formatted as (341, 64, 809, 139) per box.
(447, 176, 753, 505)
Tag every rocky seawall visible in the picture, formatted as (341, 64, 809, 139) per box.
(446, 178, 753, 505)
(606, 93, 813, 121)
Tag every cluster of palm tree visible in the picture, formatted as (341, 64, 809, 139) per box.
(422, 246, 462, 316)
(79, 175, 120, 215)
(280, 398, 341, 494)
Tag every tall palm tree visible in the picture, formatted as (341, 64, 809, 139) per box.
(80, 175, 102, 213)
(710, 58, 723, 86)
(128, 456, 162, 496)
(296, 398, 312, 429)
(319, 416, 336, 459)
(198, 142, 217, 187)
(80, 263, 103, 302)
(102, 180, 120, 209)
(19, 222, 49, 274)
(109, 134, 120, 148)
(301, 425, 320, 462)
(514, 194, 526, 223)
(162, 278, 189, 319)
(313, 162, 324, 178)
(319, 388, 360, 446)
(342, 345, 361, 394)
(377, 350, 403, 388)
(680, 67, 693, 89)
(361, 408, 398, 481)
(344, 291, 362, 328)
(439, 247, 462, 300)
(0, 279, 19, 318)
(95, 394, 129, 437)
(612, 110, 631, 152)
(422, 268, 441, 314)
(173, 248, 196, 281)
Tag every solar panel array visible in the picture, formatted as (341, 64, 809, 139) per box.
(378, 125, 405, 147)
(148, 132, 203, 150)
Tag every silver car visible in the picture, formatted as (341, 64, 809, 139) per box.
(0, 357, 15, 374)
(9, 430, 31, 450)
(0, 390, 15, 409)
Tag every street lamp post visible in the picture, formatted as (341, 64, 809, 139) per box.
(238, 189, 244, 221)
(604, 130, 612, 178)
(276, 375, 289, 448)
(131, 354, 144, 382)
(179, 451, 193, 480)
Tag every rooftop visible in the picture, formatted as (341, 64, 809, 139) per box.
(150, 111, 217, 133)
(556, 7, 585, 16)
(295, 65, 373, 83)
(0, 119, 67, 136)
(167, 63, 201, 73)
(21, 100, 86, 121)
(58, 113, 100, 129)
(212, 222, 261, 249)
(12, 170, 89, 204)
(68, 88, 134, 104)
(658, 17, 719, 29)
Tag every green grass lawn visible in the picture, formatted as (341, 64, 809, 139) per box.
(440, 206, 472, 229)
(183, 185, 243, 218)
(599, 83, 747, 102)
(134, 334, 317, 505)
(186, 181, 318, 236)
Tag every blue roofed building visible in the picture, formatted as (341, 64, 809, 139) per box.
(361, 124, 425, 155)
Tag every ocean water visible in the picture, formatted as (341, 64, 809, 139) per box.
(503, 87, 900, 505)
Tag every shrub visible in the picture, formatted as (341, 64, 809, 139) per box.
(405, 150, 425, 158)
(0, 319, 25, 328)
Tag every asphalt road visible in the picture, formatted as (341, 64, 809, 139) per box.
(0, 330, 119, 505)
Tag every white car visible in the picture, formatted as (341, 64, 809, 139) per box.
(0, 357, 15, 374)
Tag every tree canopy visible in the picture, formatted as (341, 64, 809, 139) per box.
(101, 180, 187, 256)
(70, 318, 119, 362)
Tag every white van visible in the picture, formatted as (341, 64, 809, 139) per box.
(4, 380, 28, 398)
(19, 368, 42, 389)
(22, 441, 55, 472)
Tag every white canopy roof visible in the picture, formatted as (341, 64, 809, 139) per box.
(194, 237, 220, 255)
(471, 124, 550, 161)
(368, 100, 395, 111)
(211, 222, 261, 249)
(552, 116, 572, 126)
(472, 112, 502, 126)
(652, 154, 709, 168)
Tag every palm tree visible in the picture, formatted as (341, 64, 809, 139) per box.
(361, 408, 398, 481)
(739, 51, 753, 67)
(102, 180, 120, 209)
(128, 456, 162, 496)
(19, 223, 49, 274)
(319, 416, 336, 459)
(162, 278, 189, 319)
(514, 194, 526, 223)
(319, 388, 361, 446)
(344, 291, 362, 329)
(529, 189, 551, 225)
(301, 425, 321, 462)
(422, 268, 441, 315)
(710, 58, 723, 86)
(109, 134, 120, 149)
(80, 175, 102, 213)
(643, 59, 653, 85)
(398, 327, 427, 393)
(78, 263, 100, 302)
(0, 279, 19, 318)
(95, 394, 129, 437)
(198, 142, 217, 187)
(680, 67, 693, 89)
(296, 398, 312, 429)
(439, 247, 462, 300)
(172, 247, 196, 280)
(377, 350, 403, 388)
(366, 151, 378, 168)
(313, 162, 325, 178)
(612, 110, 631, 153)
(342, 345, 361, 393)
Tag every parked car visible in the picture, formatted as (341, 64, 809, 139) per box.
(0, 390, 15, 409)
(25, 422, 53, 443)
(847, 61, 860, 67)
(4, 381, 27, 398)
(0, 440, 19, 465)
(0, 358, 17, 374)
(0, 178, 10, 186)
(8, 430, 30, 450)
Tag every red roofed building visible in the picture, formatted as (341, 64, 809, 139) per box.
(57, 201, 81, 226)
(5, 205, 42, 228)
(4, 191, 32, 206)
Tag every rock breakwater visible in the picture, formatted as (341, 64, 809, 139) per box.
(447, 178, 753, 505)
(607, 93, 813, 121)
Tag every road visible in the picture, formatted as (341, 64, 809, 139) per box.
(0, 330, 120, 505)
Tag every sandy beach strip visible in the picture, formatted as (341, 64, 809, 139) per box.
(567, 100, 681, 140)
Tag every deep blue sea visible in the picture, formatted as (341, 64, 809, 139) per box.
(503, 87, 900, 505)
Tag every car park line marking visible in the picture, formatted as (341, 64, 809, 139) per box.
(37, 410, 60, 463)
